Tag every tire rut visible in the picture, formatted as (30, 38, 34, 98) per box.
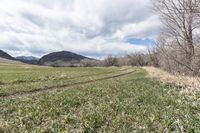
(0, 70, 136, 100)
(0, 67, 132, 86)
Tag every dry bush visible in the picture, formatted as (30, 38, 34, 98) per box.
(147, 46, 159, 67)
(103, 56, 119, 66)
(101, 53, 154, 67)
(125, 53, 150, 67)
(80, 59, 101, 67)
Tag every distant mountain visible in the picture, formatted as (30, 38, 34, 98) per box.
(16, 56, 39, 65)
(38, 51, 92, 67)
(0, 49, 16, 60)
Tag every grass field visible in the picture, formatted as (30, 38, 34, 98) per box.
(0, 61, 200, 132)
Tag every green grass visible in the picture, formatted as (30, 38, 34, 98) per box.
(0, 62, 200, 132)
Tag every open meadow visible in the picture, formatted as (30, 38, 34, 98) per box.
(0, 61, 200, 132)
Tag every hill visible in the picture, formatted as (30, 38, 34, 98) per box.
(0, 49, 16, 60)
(0, 57, 22, 64)
(38, 51, 92, 67)
(16, 56, 39, 65)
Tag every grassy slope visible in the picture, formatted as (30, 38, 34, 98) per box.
(0, 62, 200, 132)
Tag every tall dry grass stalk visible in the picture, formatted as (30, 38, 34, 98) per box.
(144, 67, 200, 96)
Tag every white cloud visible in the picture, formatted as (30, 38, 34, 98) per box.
(113, 15, 161, 40)
(0, 0, 160, 58)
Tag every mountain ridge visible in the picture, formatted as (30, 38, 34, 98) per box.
(0, 49, 16, 60)
(38, 51, 93, 67)
(0, 49, 95, 66)
(16, 56, 39, 65)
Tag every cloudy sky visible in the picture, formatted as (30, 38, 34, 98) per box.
(0, 0, 161, 58)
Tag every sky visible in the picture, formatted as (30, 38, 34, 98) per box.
(0, 0, 161, 58)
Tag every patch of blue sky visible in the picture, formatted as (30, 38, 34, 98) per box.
(127, 38, 155, 46)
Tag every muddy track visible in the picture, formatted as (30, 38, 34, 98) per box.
(0, 70, 136, 100)
(0, 67, 132, 86)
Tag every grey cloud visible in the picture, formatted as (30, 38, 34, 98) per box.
(22, 13, 45, 28)
(0, 0, 159, 58)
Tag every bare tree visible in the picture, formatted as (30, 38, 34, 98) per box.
(104, 56, 119, 66)
(126, 53, 148, 66)
(147, 45, 160, 67)
(153, 0, 200, 75)
(80, 59, 101, 67)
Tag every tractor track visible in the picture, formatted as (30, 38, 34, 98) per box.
(0, 69, 136, 100)
(0, 67, 132, 86)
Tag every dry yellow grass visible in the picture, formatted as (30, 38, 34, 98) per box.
(144, 67, 200, 96)
(0, 57, 21, 64)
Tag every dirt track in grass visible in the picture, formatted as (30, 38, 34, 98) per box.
(0, 69, 136, 100)
(0, 67, 132, 86)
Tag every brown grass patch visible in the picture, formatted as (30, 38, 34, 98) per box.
(144, 67, 200, 96)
